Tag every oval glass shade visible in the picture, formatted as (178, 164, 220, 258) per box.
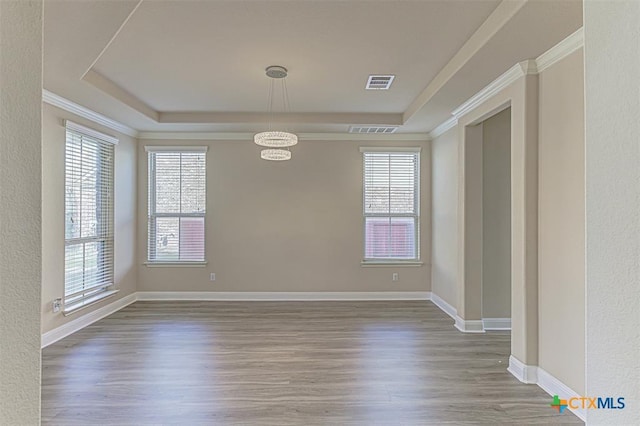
(260, 149, 291, 161)
(254, 131, 298, 147)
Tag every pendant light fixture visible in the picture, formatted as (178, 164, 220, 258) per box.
(254, 65, 297, 160)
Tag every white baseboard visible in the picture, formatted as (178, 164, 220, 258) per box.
(482, 318, 512, 330)
(41, 292, 137, 348)
(454, 315, 485, 333)
(430, 292, 457, 319)
(507, 355, 538, 384)
(136, 291, 432, 301)
(537, 367, 586, 421)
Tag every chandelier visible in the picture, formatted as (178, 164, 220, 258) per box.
(254, 65, 297, 160)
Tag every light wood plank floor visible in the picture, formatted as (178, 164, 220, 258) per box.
(42, 301, 582, 425)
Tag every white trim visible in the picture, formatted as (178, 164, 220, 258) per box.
(42, 89, 137, 137)
(507, 355, 538, 384)
(537, 367, 586, 422)
(138, 132, 430, 142)
(454, 316, 485, 333)
(359, 146, 422, 153)
(144, 145, 208, 152)
(63, 289, 119, 315)
(430, 293, 457, 319)
(41, 293, 137, 348)
(482, 318, 512, 330)
(428, 28, 585, 137)
(65, 120, 119, 145)
(451, 61, 529, 119)
(535, 27, 584, 73)
(428, 116, 458, 140)
(144, 261, 208, 268)
(360, 261, 424, 267)
(136, 291, 432, 301)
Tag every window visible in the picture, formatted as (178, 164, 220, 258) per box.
(361, 147, 420, 261)
(64, 121, 116, 310)
(146, 147, 207, 264)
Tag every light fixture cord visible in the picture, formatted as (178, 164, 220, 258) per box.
(283, 77, 291, 132)
(268, 78, 274, 131)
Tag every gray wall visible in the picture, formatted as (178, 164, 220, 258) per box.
(482, 108, 511, 319)
(137, 139, 432, 293)
(430, 128, 458, 307)
(0, 1, 43, 422)
(585, 1, 640, 422)
(538, 49, 585, 394)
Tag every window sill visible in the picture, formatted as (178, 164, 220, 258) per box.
(144, 261, 208, 268)
(361, 260, 424, 267)
(63, 289, 119, 316)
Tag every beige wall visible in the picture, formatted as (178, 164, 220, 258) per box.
(0, 1, 43, 422)
(585, 3, 640, 421)
(41, 104, 137, 333)
(482, 108, 511, 319)
(137, 139, 431, 293)
(537, 49, 585, 394)
(430, 128, 458, 307)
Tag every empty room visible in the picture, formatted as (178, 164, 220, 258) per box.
(1, 0, 638, 425)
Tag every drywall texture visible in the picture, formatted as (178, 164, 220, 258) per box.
(0, 1, 43, 423)
(137, 139, 431, 293)
(481, 108, 511, 319)
(585, 2, 640, 424)
(41, 104, 137, 333)
(538, 49, 585, 395)
(430, 128, 458, 308)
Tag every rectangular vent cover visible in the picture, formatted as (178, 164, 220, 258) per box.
(366, 75, 395, 90)
(349, 126, 398, 134)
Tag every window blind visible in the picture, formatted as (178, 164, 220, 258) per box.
(64, 125, 115, 308)
(362, 149, 420, 260)
(147, 147, 207, 263)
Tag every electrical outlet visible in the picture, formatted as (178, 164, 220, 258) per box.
(210, 273, 216, 281)
(52, 298, 62, 313)
(392, 273, 399, 282)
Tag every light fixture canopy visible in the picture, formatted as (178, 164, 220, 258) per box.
(260, 149, 291, 161)
(255, 65, 297, 159)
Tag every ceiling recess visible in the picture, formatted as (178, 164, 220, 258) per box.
(365, 75, 395, 90)
(349, 126, 398, 134)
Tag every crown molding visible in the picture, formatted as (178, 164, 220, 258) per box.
(42, 90, 138, 137)
(428, 116, 458, 140)
(403, 0, 527, 123)
(428, 27, 584, 139)
(157, 111, 403, 125)
(535, 27, 584, 73)
(137, 131, 429, 142)
(451, 60, 529, 119)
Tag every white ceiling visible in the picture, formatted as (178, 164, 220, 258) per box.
(43, 0, 583, 134)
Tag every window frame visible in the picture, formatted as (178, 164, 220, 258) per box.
(145, 146, 208, 266)
(64, 121, 117, 313)
(360, 146, 421, 265)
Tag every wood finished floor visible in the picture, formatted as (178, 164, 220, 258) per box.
(42, 301, 582, 425)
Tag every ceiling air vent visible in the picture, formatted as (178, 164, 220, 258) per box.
(366, 75, 395, 90)
(349, 126, 398, 134)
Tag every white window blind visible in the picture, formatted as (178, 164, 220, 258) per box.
(147, 147, 207, 263)
(362, 148, 420, 261)
(64, 124, 115, 308)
